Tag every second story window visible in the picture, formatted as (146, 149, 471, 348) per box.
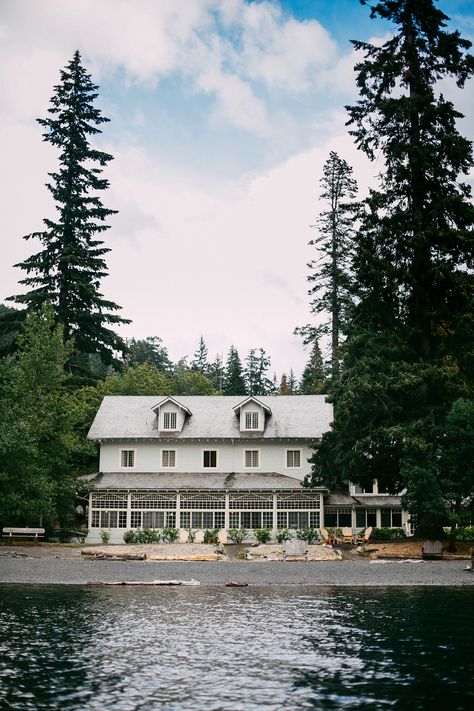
(245, 450, 259, 468)
(162, 450, 176, 468)
(163, 411, 177, 430)
(203, 450, 217, 468)
(121, 450, 135, 468)
(245, 411, 259, 429)
(286, 450, 301, 468)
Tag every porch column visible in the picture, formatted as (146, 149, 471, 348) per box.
(126, 492, 132, 529)
(319, 492, 324, 529)
(176, 493, 181, 529)
(225, 492, 230, 530)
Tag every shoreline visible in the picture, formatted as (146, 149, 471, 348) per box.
(0, 557, 472, 587)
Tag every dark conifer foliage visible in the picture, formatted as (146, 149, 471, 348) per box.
(310, 0, 474, 531)
(222, 346, 246, 396)
(300, 341, 326, 394)
(191, 335, 209, 375)
(296, 151, 358, 381)
(8, 51, 129, 369)
(244, 348, 274, 395)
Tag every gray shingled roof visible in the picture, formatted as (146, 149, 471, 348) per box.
(326, 494, 402, 508)
(87, 395, 333, 441)
(86, 471, 326, 491)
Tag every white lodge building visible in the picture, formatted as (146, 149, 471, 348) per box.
(85, 394, 409, 543)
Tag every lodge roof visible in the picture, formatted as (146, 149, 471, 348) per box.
(85, 471, 327, 491)
(87, 395, 332, 441)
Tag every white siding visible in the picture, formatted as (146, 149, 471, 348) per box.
(99, 440, 313, 480)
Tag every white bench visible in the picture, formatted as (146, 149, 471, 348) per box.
(2, 527, 45, 542)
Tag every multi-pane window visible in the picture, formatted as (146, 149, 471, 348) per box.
(244, 450, 259, 468)
(245, 411, 259, 430)
(354, 481, 375, 494)
(276, 511, 320, 529)
(203, 450, 217, 468)
(325, 508, 352, 527)
(381, 508, 402, 528)
(163, 411, 177, 430)
(91, 510, 127, 528)
(286, 450, 301, 468)
(162, 450, 176, 468)
(120, 450, 135, 467)
(130, 511, 176, 529)
(356, 508, 377, 528)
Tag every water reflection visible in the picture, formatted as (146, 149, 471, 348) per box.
(0, 586, 473, 710)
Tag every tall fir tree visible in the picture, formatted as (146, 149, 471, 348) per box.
(310, 0, 474, 533)
(191, 335, 209, 375)
(244, 348, 273, 395)
(7, 51, 129, 373)
(125, 336, 172, 374)
(222, 346, 246, 396)
(296, 151, 358, 382)
(300, 341, 326, 394)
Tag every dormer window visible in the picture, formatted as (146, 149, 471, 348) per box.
(163, 412, 177, 430)
(245, 411, 259, 430)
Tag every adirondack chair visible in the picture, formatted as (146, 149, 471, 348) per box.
(320, 528, 332, 544)
(341, 527, 355, 543)
(355, 527, 373, 544)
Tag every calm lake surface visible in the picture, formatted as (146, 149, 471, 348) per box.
(0, 586, 473, 710)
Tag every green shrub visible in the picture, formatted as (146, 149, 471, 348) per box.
(162, 527, 179, 543)
(203, 528, 219, 544)
(296, 528, 319, 544)
(123, 528, 162, 544)
(276, 528, 291, 544)
(372, 527, 406, 541)
(254, 528, 272, 544)
(100, 530, 111, 544)
(228, 528, 247, 544)
(453, 526, 474, 541)
(123, 530, 136, 544)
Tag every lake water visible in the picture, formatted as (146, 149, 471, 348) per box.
(0, 586, 473, 710)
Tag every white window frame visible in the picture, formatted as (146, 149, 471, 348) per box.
(285, 449, 302, 468)
(202, 449, 218, 469)
(119, 449, 135, 468)
(244, 449, 260, 469)
(163, 411, 178, 431)
(161, 449, 177, 468)
(244, 411, 260, 430)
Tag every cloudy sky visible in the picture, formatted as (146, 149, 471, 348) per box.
(1, 0, 473, 379)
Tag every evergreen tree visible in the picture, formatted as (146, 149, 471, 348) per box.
(279, 373, 290, 395)
(126, 337, 172, 373)
(191, 335, 209, 375)
(0, 306, 77, 526)
(310, 0, 474, 533)
(296, 151, 358, 382)
(244, 348, 273, 395)
(300, 341, 326, 394)
(288, 369, 298, 395)
(222, 346, 246, 396)
(7, 51, 129, 372)
(207, 353, 224, 393)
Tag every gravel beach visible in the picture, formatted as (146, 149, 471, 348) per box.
(0, 556, 472, 586)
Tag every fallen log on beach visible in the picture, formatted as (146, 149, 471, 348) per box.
(88, 579, 201, 586)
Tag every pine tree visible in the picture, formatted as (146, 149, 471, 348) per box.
(288, 369, 298, 395)
(279, 374, 290, 395)
(7, 51, 129, 371)
(310, 0, 474, 533)
(191, 335, 209, 375)
(125, 337, 172, 374)
(296, 151, 358, 382)
(244, 348, 273, 395)
(300, 341, 326, 394)
(207, 353, 224, 393)
(222, 346, 246, 396)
